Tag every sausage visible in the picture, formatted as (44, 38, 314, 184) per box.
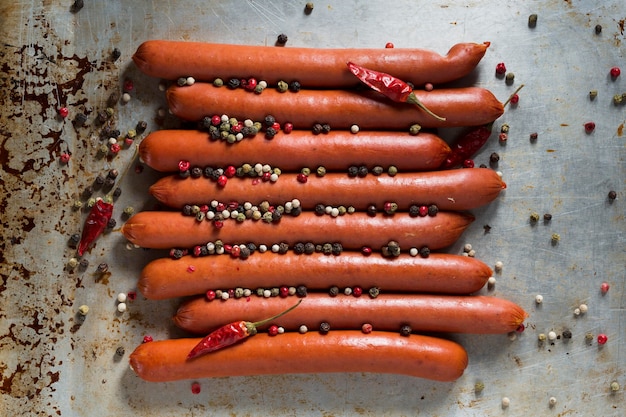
(139, 129, 451, 173)
(166, 84, 504, 129)
(121, 211, 474, 251)
(138, 252, 492, 300)
(129, 332, 468, 382)
(150, 168, 506, 212)
(132, 40, 489, 88)
(174, 294, 527, 335)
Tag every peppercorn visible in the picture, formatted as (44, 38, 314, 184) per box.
(107, 218, 116, 229)
(371, 166, 384, 176)
(427, 205, 439, 217)
(409, 205, 419, 217)
(97, 263, 109, 273)
(528, 14, 537, 28)
(387, 166, 398, 176)
(321, 124, 331, 134)
(305, 2, 314, 13)
(331, 243, 343, 256)
(474, 382, 485, 393)
(78, 258, 89, 270)
(400, 325, 412, 336)
(500, 123, 509, 133)
(227, 78, 240, 89)
(278, 242, 289, 253)
(304, 242, 315, 254)
(322, 243, 333, 255)
(347, 166, 358, 177)
(608, 190, 617, 200)
(316, 166, 326, 177)
(293, 242, 305, 254)
(562, 329, 572, 339)
(265, 127, 277, 139)
(356, 165, 368, 177)
(387, 241, 401, 257)
(73, 112, 87, 127)
(367, 205, 377, 216)
(276, 33, 288, 45)
(318, 321, 332, 334)
(276, 80, 289, 92)
(69, 233, 81, 246)
(409, 124, 421, 135)
(177, 77, 187, 87)
(543, 213, 552, 222)
(529, 132, 538, 141)
(505, 72, 514, 85)
(595, 24, 602, 34)
(289, 81, 301, 92)
(296, 285, 307, 297)
(314, 204, 325, 216)
(368, 287, 380, 298)
(329, 286, 339, 297)
(614, 94, 623, 105)
(589, 90, 598, 100)
(419, 246, 430, 258)
(530, 212, 540, 223)
(312, 123, 323, 135)
(82, 185, 94, 199)
(551, 233, 560, 244)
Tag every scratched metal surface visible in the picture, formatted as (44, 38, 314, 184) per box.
(1, 0, 624, 416)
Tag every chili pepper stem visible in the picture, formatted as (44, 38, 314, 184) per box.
(502, 84, 525, 107)
(405, 93, 446, 121)
(245, 299, 302, 335)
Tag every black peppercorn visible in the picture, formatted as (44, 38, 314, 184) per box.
(489, 152, 500, 165)
(278, 242, 289, 254)
(595, 24, 602, 34)
(239, 246, 251, 259)
(112, 187, 122, 198)
(70, 233, 81, 245)
(115, 346, 125, 357)
(203, 167, 214, 178)
(479, 164, 487, 168)
(304, 242, 315, 254)
(315, 204, 326, 215)
(264, 115, 276, 127)
(291, 206, 302, 217)
(178, 170, 190, 179)
(329, 286, 339, 297)
(357, 165, 368, 177)
(200, 246, 208, 256)
(107, 169, 119, 179)
(400, 325, 412, 336)
(322, 243, 333, 255)
(530, 132, 538, 141)
(71, 0, 85, 13)
(79, 258, 89, 269)
(94, 174, 105, 187)
(191, 167, 203, 178)
(106, 218, 116, 229)
(73, 112, 88, 126)
(347, 166, 359, 177)
(608, 190, 617, 200)
(562, 329, 572, 339)
(428, 204, 438, 217)
(409, 205, 420, 217)
(135, 120, 147, 133)
(419, 246, 430, 258)
(182, 205, 193, 216)
(293, 242, 305, 254)
(97, 263, 109, 273)
(171, 249, 184, 259)
(289, 81, 301, 92)
(111, 48, 121, 61)
(210, 170, 221, 181)
(528, 13, 538, 28)
(543, 213, 552, 222)
(82, 185, 94, 198)
(322, 123, 331, 134)
(265, 127, 277, 139)
(367, 205, 377, 216)
(227, 78, 241, 89)
(276, 33, 288, 45)
(97, 110, 109, 124)
(296, 285, 308, 297)
(107, 92, 120, 108)
(247, 243, 257, 253)
(331, 243, 343, 256)
(319, 322, 331, 333)
(312, 123, 323, 135)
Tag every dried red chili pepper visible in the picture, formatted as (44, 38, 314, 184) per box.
(440, 84, 524, 169)
(77, 199, 113, 256)
(346, 62, 445, 121)
(187, 299, 302, 359)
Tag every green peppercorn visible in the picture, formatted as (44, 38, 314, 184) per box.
(387, 166, 398, 176)
(528, 14, 537, 28)
(122, 206, 134, 217)
(551, 233, 560, 244)
(505, 72, 515, 84)
(500, 123, 509, 133)
(614, 94, 623, 105)
(262, 212, 274, 223)
(372, 166, 384, 176)
(270, 287, 280, 297)
(273, 167, 282, 176)
(610, 381, 620, 392)
(256, 288, 265, 297)
(322, 243, 333, 255)
(213, 78, 224, 87)
(337, 206, 347, 216)
(316, 166, 326, 176)
(400, 325, 412, 336)
(87, 197, 96, 208)
(529, 212, 540, 223)
(409, 124, 421, 135)
(589, 90, 598, 100)
(236, 213, 246, 222)
(301, 167, 311, 176)
(368, 287, 380, 298)
(259, 201, 270, 213)
(474, 382, 485, 393)
(347, 206, 356, 214)
(254, 85, 264, 94)
(329, 286, 339, 297)
(73, 200, 83, 210)
(277, 80, 289, 92)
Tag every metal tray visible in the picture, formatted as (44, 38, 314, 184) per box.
(1, 1, 624, 416)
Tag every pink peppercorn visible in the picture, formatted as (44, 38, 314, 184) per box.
(361, 323, 373, 334)
(211, 115, 221, 126)
(217, 175, 228, 187)
(271, 122, 281, 131)
(58, 107, 69, 118)
(127, 291, 137, 301)
(597, 334, 608, 345)
(191, 382, 201, 394)
(385, 42, 394, 48)
(352, 286, 363, 297)
(297, 173, 308, 183)
(362, 246, 372, 256)
(610, 67, 621, 78)
(124, 137, 134, 147)
(230, 246, 241, 258)
(510, 94, 519, 104)
(268, 325, 279, 336)
(206, 290, 216, 301)
(213, 220, 224, 229)
(245, 78, 258, 91)
(123, 79, 134, 92)
(223, 244, 232, 253)
(516, 323, 525, 333)
(142, 335, 153, 343)
(193, 246, 202, 257)
(187, 265, 196, 273)
(60, 153, 71, 164)
(224, 165, 236, 178)
(110, 143, 121, 154)
(261, 171, 272, 181)
(283, 122, 293, 133)
(216, 202, 226, 211)
(178, 160, 191, 172)
(495, 62, 507, 75)
(279, 286, 289, 297)
(424, 83, 434, 91)
(418, 205, 428, 217)
(601, 282, 610, 294)
(584, 122, 596, 133)
(463, 159, 475, 168)
(499, 132, 508, 143)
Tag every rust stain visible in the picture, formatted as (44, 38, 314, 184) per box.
(617, 122, 624, 137)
